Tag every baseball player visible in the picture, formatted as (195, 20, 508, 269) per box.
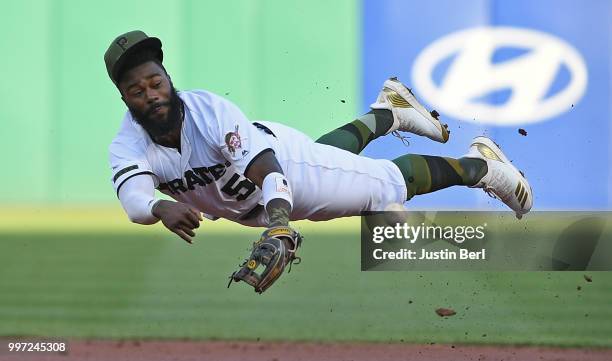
(105, 31, 532, 292)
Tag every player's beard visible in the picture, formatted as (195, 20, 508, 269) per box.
(129, 86, 183, 140)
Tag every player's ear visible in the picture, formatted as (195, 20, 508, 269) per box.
(117, 86, 126, 102)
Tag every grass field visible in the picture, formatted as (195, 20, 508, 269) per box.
(0, 210, 611, 348)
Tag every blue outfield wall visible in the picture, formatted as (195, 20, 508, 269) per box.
(361, 0, 612, 210)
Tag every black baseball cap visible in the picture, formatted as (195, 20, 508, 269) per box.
(104, 30, 163, 85)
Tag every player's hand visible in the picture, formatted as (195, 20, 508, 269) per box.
(151, 200, 202, 244)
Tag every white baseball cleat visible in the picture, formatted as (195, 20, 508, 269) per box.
(371, 77, 449, 143)
(464, 136, 533, 218)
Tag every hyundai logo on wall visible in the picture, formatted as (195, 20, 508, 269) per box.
(411, 27, 588, 125)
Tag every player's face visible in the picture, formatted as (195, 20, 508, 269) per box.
(119, 61, 182, 137)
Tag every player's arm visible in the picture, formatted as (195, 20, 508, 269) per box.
(110, 120, 202, 244)
(244, 150, 292, 227)
(117, 174, 159, 225)
(229, 150, 302, 293)
(118, 174, 202, 244)
(212, 96, 301, 292)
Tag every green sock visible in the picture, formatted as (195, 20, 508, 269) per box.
(315, 109, 394, 154)
(391, 155, 488, 200)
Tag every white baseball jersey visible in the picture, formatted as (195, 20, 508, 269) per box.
(109, 90, 407, 227)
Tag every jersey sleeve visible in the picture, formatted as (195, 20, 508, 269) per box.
(212, 96, 273, 174)
(109, 117, 156, 194)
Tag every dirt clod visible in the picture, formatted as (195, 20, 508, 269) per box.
(435, 308, 456, 317)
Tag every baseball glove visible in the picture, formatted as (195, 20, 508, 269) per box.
(227, 226, 303, 293)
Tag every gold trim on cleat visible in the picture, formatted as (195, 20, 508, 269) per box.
(384, 89, 412, 108)
(520, 183, 528, 208)
(517, 185, 526, 204)
(514, 182, 529, 209)
(440, 125, 449, 142)
(475, 143, 502, 161)
(521, 194, 528, 209)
